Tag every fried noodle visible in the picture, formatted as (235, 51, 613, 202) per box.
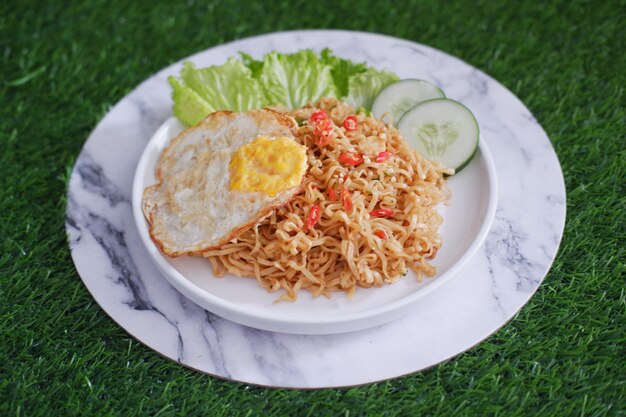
(202, 98, 452, 301)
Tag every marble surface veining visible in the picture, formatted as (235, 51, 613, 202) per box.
(66, 30, 566, 388)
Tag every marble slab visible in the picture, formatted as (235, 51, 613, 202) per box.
(65, 30, 566, 388)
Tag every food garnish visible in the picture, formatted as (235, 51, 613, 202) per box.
(375, 151, 393, 163)
(168, 49, 399, 125)
(369, 209, 394, 218)
(396, 99, 478, 173)
(341, 186, 353, 212)
(305, 204, 321, 229)
(327, 187, 337, 201)
(309, 109, 335, 146)
(338, 152, 364, 166)
(374, 230, 388, 240)
(371, 79, 445, 124)
(343, 115, 358, 131)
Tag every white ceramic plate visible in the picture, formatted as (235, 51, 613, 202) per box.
(132, 115, 498, 334)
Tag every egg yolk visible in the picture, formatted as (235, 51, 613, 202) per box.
(229, 136, 308, 196)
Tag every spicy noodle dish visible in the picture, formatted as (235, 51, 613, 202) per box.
(141, 50, 479, 301)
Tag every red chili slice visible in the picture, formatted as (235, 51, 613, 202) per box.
(343, 115, 358, 131)
(313, 118, 332, 135)
(306, 204, 321, 229)
(341, 187, 352, 212)
(370, 208, 393, 218)
(310, 110, 328, 123)
(318, 130, 334, 147)
(375, 151, 393, 163)
(313, 118, 334, 147)
(327, 187, 337, 201)
(374, 229, 388, 240)
(338, 152, 364, 166)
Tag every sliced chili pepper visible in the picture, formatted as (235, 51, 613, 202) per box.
(318, 130, 334, 147)
(310, 110, 328, 123)
(341, 187, 352, 212)
(343, 115, 358, 131)
(338, 152, 364, 166)
(306, 204, 321, 229)
(370, 208, 394, 218)
(313, 118, 332, 135)
(327, 187, 337, 201)
(375, 151, 393, 163)
(313, 118, 334, 147)
(374, 229, 388, 240)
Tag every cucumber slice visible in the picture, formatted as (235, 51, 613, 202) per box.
(397, 98, 479, 173)
(371, 79, 445, 125)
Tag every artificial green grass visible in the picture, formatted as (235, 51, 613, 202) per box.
(1, 0, 625, 415)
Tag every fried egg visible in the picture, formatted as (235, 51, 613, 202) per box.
(142, 109, 308, 257)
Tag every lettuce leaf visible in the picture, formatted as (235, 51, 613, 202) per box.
(344, 68, 400, 110)
(169, 49, 400, 125)
(320, 48, 367, 98)
(168, 76, 213, 126)
(259, 50, 336, 108)
(239, 52, 264, 79)
(179, 59, 267, 113)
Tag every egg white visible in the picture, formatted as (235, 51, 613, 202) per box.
(142, 109, 307, 257)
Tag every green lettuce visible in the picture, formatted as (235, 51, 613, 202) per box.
(174, 58, 267, 122)
(259, 50, 337, 108)
(239, 52, 264, 79)
(169, 49, 400, 125)
(320, 48, 367, 98)
(167, 77, 213, 126)
(344, 68, 400, 110)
